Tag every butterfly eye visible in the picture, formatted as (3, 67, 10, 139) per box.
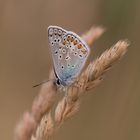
(56, 79, 60, 85)
(61, 65, 64, 69)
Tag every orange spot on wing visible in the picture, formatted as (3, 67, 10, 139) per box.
(77, 44, 83, 49)
(73, 41, 78, 45)
(70, 37, 74, 42)
(67, 37, 71, 41)
(62, 41, 66, 45)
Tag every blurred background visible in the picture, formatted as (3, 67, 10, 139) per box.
(0, 0, 140, 140)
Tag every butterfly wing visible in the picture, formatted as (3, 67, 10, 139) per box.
(48, 26, 90, 86)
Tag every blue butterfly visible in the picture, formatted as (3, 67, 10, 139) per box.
(48, 26, 90, 87)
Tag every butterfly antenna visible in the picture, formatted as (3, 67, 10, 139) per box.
(33, 80, 52, 88)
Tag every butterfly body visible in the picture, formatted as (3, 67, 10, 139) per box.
(48, 26, 90, 87)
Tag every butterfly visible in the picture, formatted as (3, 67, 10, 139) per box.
(48, 26, 90, 87)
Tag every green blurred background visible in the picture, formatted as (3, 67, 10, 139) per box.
(0, 0, 140, 140)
